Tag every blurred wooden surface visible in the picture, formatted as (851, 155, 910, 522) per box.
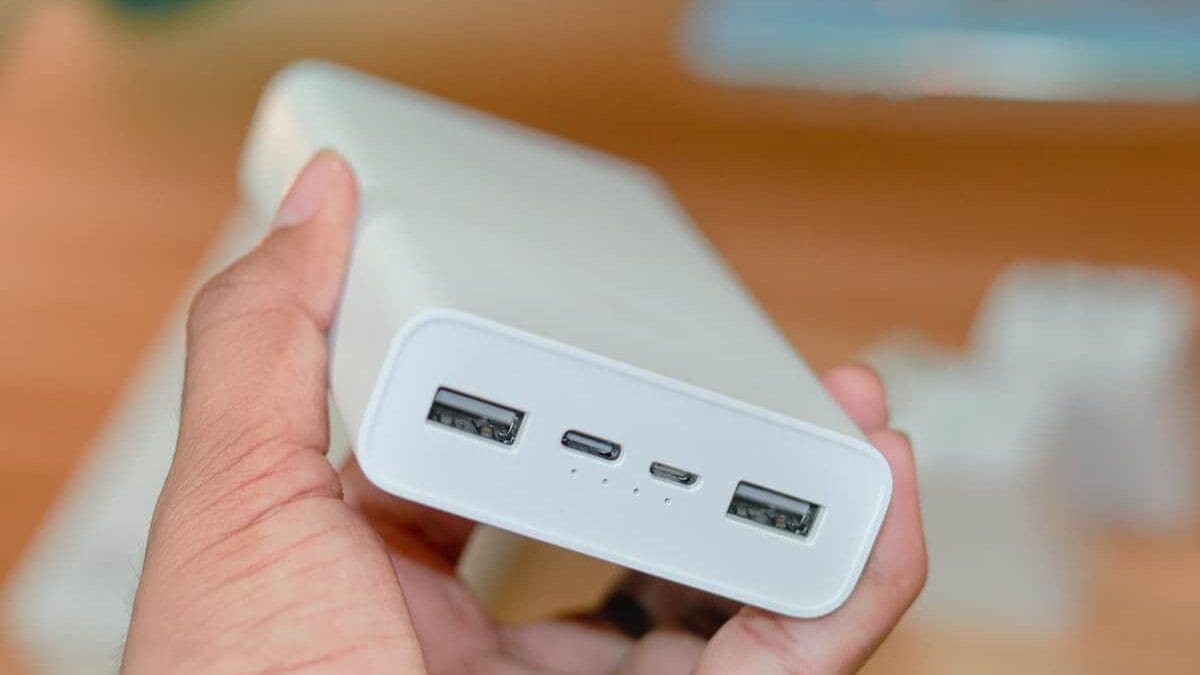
(2, 0, 1200, 672)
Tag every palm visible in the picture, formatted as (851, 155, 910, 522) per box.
(342, 457, 696, 674)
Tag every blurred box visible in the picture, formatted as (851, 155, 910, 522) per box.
(684, 0, 1200, 100)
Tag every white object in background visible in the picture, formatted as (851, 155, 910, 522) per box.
(866, 333, 1082, 632)
(972, 261, 1199, 532)
(238, 61, 892, 618)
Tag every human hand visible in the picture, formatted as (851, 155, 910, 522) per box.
(123, 151, 926, 674)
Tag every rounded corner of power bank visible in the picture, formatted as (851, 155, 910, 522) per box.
(768, 563, 868, 618)
(851, 434, 895, 504)
(351, 442, 391, 493)
(377, 308, 477, 366)
(262, 59, 336, 99)
(374, 309, 508, 386)
(396, 307, 479, 341)
(874, 445, 895, 496)
(807, 582, 860, 618)
(750, 583, 856, 619)
(352, 308, 474, 464)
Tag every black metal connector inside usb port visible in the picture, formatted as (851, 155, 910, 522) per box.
(727, 481, 820, 538)
(427, 387, 524, 445)
(562, 430, 621, 461)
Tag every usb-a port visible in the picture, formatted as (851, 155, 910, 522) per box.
(727, 482, 820, 538)
(427, 387, 525, 445)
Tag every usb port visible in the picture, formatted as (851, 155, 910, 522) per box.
(727, 482, 820, 538)
(649, 461, 699, 487)
(427, 387, 524, 445)
(562, 430, 621, 461)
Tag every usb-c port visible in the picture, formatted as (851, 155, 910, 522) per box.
(562, 430, 621, 461)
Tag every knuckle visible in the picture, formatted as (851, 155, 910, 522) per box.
(874, 429, 912, 458)
(864, 540, 928, 604)
(907, 541, 930, 597)
(222, 444, 341, 520)
(187, 270, 237, 335)
(886, 428, 913, 455)
(188, 266, 269, 337)
(187, 265, 312, 343)
(165, 431, 341, 546)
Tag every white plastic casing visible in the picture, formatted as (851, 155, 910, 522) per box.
(239, 60, 892, 617)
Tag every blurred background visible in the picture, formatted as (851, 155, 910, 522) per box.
(3, 0, 1200, 673)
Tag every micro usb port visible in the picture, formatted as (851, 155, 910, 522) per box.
(427, 387, 524, 445)
(727, 482, 820, 538)
(562, 430, 621, 461)
(649, 461, 699, 487)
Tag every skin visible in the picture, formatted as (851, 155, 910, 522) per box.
(123, 151, 927, 675)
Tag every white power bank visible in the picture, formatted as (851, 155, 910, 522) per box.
(239, 61, 891, 618)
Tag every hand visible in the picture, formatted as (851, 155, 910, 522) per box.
(123, 151, 926, 674)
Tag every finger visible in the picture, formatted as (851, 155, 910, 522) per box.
(822, 363, 889, 434)
(695, 427, 926, 675)
(340, 455, 477, 571)
(158, 150, 357, 546)
(610, 630, 704, 675)
(497, 621, 632, 675)
(582, 572, 739, 639)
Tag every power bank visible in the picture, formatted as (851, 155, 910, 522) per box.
(239, 61, 892, 618)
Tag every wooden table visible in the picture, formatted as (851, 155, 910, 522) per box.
(2, 1, 1199, 672)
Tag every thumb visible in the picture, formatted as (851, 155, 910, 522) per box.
(160, 149, 357, 557)
(128, 152, 428, 675)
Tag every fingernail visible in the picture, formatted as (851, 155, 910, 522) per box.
(273, 150, 345, 228)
